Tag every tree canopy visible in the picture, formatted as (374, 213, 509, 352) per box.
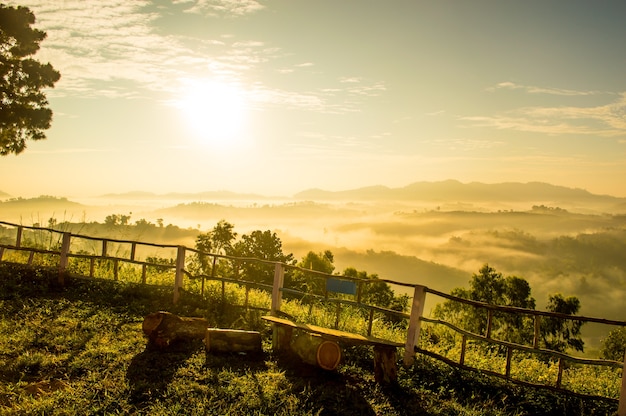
(433, 264, 584, 353)
(600, 327, 626, 361)
(1, 4, 60, 155)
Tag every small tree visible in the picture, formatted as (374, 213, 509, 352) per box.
(289, 250, 335, 294)
(540, 293, 585, 353)
(231, 229, 295, 284)
(1, 5, 60, 155)
(434, 264, 536, 344)
(342, 267, 408, 326)
(600, 327, 626, 361)
(433, 264, 583, 352)
(104, 214, 131, 226)
(343, 267, 395, 308)
(193, 220, 237, 275)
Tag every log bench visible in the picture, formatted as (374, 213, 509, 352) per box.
(204, 328, 262, 356)
(142, 312, 262, 357)
(261, 315, 403, 383)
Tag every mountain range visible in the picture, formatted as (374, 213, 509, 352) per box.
(294, 180, 623, 203)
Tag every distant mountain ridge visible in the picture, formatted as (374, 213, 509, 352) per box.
(294, 180, 625, 204)
(99, 190, 276, 200)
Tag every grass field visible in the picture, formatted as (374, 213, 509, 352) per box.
(0, 263, 619, 415)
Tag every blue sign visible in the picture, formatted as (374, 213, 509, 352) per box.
(326, 278, 357, 295)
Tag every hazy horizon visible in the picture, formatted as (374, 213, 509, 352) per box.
(3, 178, 626, 201)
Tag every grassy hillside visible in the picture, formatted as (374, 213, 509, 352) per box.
(2, 207, 625, 352)
(0, 263, 617, 415)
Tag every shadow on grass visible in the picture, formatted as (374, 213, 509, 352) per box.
(126, 339, 204, 406)
(202, 346, 381, 416)
(271, 349, 380, 416)
(0, 263, 208, 317)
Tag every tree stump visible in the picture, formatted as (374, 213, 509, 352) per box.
(373, 345, 398, 384)
(204, 328, 262, 355)
(273, 324, 293, 352)
(142, 311, 208, 348)
(291, 332, 341, 371)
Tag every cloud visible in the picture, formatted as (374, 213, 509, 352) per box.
(6, 1, 276, 100)
(339, 77, 362, 84)
(446, 138, 506, 151)
(489, 81, 599, 96)
(28, 148, 108, 155)
(172, 0, 264, 16)
(461, 93, 626, 137)
(8, 1, 187, 97)
(346, 82, 386, 97)
(8, 1, 386, 115)
(284, 131, 383, 159)
(248, 84, 326, 111)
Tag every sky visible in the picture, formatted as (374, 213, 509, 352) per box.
(2, 0, 626, 198)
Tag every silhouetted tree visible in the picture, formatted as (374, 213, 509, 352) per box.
(104, 214, 131, 226)
(1, 4, 60, 155)
(193, 220, 237, 275)
(541, 293, 585, 353)
(210, 220, 237, 255)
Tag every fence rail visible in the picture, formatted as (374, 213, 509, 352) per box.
(0, 219, 625, 412)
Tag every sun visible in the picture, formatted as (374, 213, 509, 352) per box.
(174, 79, 248, 148)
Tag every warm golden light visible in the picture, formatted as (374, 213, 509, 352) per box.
(174, 79, 247, 148)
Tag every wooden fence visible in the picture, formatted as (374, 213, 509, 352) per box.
(0, 220, 625, 412)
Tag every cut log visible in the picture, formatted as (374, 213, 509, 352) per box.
(142, 311, 208, 348)
(291, 332, 341, 371)
(204, 328, 262, 354)
(274, 324, 293, 352)
(373, 345, 398, 384)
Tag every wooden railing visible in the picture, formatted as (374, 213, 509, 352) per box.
(421, 286, 626, 398)
(0, 220, 625, 412)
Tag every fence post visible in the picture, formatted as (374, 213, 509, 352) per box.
(58, 232, 71, 285)
(403, 285, 426, 366)
(271, 262, 285, 316)
(533, 315, 541, 348)
(15, 226, 23, 248)
(618, 349, 626, 416)
(271, 262, 285, 351)
(173, 246, 185, 304)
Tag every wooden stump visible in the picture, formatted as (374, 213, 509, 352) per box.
(291, 333, 341, 371)
(273, 324, 293, 352)
(373, 345, 398, 384)
(142, 311, 208, 348)
(204, 328, 262, 354)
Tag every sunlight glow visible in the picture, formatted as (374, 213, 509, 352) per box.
(174, 79, 248, 149)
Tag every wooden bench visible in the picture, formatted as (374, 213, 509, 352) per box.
(262, 315, 403, 383)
